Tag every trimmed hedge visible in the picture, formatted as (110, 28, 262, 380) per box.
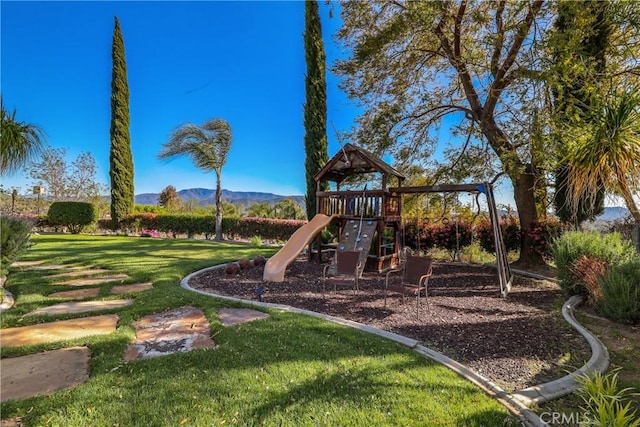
(47, 202, 97, 234)
(113, 213, 305, 242)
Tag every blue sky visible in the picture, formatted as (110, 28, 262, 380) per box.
(2, 0, 359, 196)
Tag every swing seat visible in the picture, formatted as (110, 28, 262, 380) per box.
(384, 254, 433, 316)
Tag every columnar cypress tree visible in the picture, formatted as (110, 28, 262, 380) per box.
(303, 0, 329, 221)
(109, 16, 134, 226)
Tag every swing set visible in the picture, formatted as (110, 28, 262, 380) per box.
(313, 143, 513, 298)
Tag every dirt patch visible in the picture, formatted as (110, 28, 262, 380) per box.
(0, 346, 90, 402)
(189, 258, 590, 392)
(0, 314, 119, 348)
(124, 306, 215, 361)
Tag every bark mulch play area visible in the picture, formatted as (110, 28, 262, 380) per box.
(189, 258, 591, 392)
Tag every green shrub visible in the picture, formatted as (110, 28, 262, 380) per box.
(250, 236, 263, 247)
(598, 260, 640, 324)
(1, 216, 33, 276)
(47, 202, 97, 234)
(475, 217, 521, 253)
(576, 369, 640, 427)
(553, 232, 637, 295)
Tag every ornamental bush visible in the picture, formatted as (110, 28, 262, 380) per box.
(598, 260, 640, 324)
(1, 216, 34, 277)
(553, 231, 637, 296)
(474, 217, 521, 253)
(47, 202, 97, 234)
(527, 218, 567, 260)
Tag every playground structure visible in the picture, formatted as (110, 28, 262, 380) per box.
(263, 143, 512, 297)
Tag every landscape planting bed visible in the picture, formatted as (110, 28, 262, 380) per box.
(190, 258, 591, 392)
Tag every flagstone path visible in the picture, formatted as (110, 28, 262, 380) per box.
(124, 306, 216, 361)
(26, 299, 134, 316)
(111, 282, 153, 294)
(43, 268, 111, 279)
(0, 347, 90, 403)
(48, 288, 100, 299)
(56, 273, 129, 286)
(1, 261, 268, 407)
(0, 314, 119, 348)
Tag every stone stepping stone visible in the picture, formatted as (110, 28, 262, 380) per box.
(26, 299, 133, 317)
(48, 288, 100, 299)
(0, 314, 119, 348)
(218, 308, 270, 327)
(111, 282, 153, 295)
(10, 260, 45, 267)
(124, 306, 215, 361)
(28, 264, 77, 271)
(43, 268, 110, 279)
(56, 274, 129, 287)
(1, 346, 90, 403)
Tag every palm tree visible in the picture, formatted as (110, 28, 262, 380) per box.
(1, 100, 45, 175)
(158, 118, 232, 240)
(564, 88, 640, 223)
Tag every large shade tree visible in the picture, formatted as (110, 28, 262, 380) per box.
(1, 101, 45, 175)
(335, 0, 551, 266)
(109, 16, 134, 226)
(303, 0, 329, 220)
(158, 118, 232, 240)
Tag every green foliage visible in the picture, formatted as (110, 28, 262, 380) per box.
(303, 0, 329, 220)
(133, 204, 166, 214)
(109, 16, 134, 225)
(247, 202, 272, 218)
(158, 118, 232, 240)
(47, 202, 97, 234)
(598, 260, 640, 324)
(249, 235, 263, 247)
(0, 100, 45, 175)
(553, 231, 637, 295)
(0, 216, 33, 276)
(576, 369, 640, 427)
(158, 185, 182, 212)
(272, 198, 305, 220)
(0, 234, 517, 426)
(475, 217, 522, 254)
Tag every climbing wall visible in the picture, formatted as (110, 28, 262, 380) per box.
(330, 218, 378, 277)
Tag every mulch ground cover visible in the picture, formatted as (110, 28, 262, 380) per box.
(189, 258, 591, 392)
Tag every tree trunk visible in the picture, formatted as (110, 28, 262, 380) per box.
(215, 172, 223, 241)
(618, 183, 640, 224)
(511, 164, 544, 267)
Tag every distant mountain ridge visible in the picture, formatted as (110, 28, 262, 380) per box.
(135, 188, 305, 211)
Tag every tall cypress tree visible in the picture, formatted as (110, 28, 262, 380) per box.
(552, 1, 610, 226)
(109, 16, 134, 226)
(303, 0, 329, 221)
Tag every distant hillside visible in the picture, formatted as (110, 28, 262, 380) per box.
(595, 206, 630, 222)
(135, 188, 305, 212)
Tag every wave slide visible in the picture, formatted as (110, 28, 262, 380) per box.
(263, 214, 337, 282)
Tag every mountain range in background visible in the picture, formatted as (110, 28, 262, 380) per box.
(135, 188, 631, 222)
(135, 188, 306, 212)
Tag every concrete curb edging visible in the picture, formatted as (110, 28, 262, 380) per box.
(181, 264, 545, 426)
(512, 296, 610, 406)
(0, 288, 16, 313)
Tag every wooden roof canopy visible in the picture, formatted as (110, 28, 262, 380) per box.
(314, 143, 406, 185)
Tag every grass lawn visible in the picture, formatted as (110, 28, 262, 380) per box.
(1, 234, 518, 426)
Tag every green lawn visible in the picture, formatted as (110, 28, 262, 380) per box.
(1, 234, 518, 426)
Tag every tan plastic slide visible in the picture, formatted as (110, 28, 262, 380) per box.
(263, 214, 337, 282)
